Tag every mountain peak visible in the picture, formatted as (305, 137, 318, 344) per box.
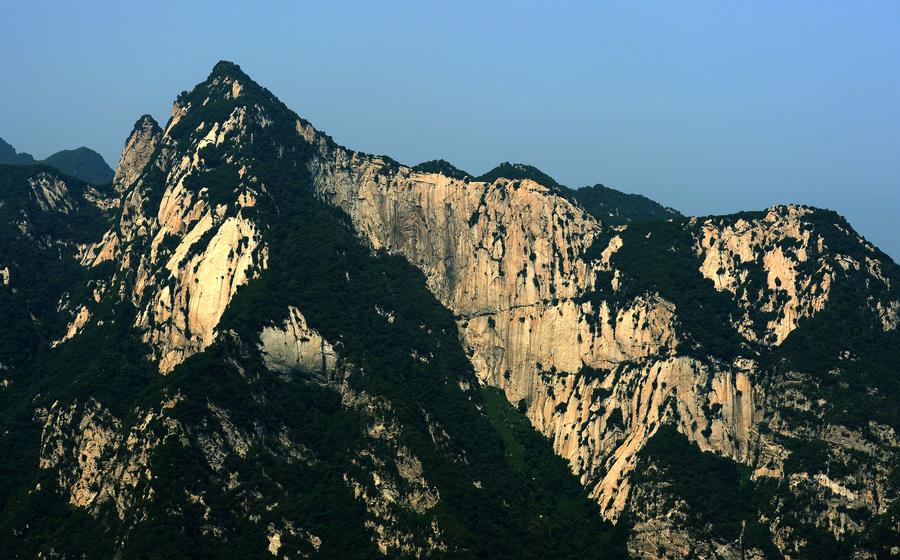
(42, 146, 114, 184)
(476, 161, 564, 190)
(209, 60, 250, 82)
(0, 136, 36, 165)
(411, 159, 471, 180)
(132, 114, 161, 132)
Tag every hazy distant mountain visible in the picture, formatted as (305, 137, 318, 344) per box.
(1, 61, 897, 558)
(0, 137, 36, 165)
(42, 147, 114, 184)
(0, 137, 113, 184)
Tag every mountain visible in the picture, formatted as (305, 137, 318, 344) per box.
(473, 162, 681, 225)
(411, 159, 471, 181)
(0, 164, 116, 372)
(567, 183, 681, 225)
(475, 161, 566, 191)
(0, 61, 898, 558)
(42, 147, 115, 185)
(0, 137, 114, 184)
(0, 61, 626, 559)
(0, 137, 36, 165)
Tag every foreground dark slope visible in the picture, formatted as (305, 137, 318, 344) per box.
(0, 165, 115, 370)
(0, 63, 626, 558)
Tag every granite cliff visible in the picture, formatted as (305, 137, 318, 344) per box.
(1, 61, 897, 558)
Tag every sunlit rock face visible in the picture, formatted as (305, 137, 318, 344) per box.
(24, 61, 900, 558)
(113, 115, 162, 193)
(36, 395, 184, 520)
(293, 113, 900, 556)
(259, 305, 337, 375)
(28, 172, 75, 214)
(78, 74, 270, 372)
(33, 65, 515, 558)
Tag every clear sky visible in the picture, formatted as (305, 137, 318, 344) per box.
(1, 1, 897, 258)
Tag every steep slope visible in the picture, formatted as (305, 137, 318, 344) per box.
(0, 62, 626, 559)
(2, 60, 898, 559)
(0, 164, 116, 374)
(297, 87, 899, 556)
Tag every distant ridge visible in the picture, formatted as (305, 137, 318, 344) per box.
(0, 137, 113, 184)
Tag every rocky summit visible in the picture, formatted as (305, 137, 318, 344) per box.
(0, 61, 898, 559)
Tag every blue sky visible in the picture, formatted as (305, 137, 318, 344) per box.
(1, 1, 897, 257)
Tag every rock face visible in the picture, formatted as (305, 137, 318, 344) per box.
(2, 61, 899, 558)
(36, 396, 183, 520)
(0, 164, 115, 374)
(113, 115, 162, 192)
(696, 206, 835, 345)
(259, 306, 337, 375)
(294, 109, 900, 555)
(79, 86, 269, 371)
(1, 62, 625, 559)
(28, 172, 75, 214)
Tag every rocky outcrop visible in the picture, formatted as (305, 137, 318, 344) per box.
(36, 395, 184, 520)
(257, 306, 446, 557)
(290, 114, 900, 556)
(28, 61, 899, 558)
(113, 115, 162, 193)
(696, 207, 834, 344)
(28, 173, 75, 214)
(259, 306, 337, 376)
(340, 387, 446, 558)
(78, 79, 269, 372)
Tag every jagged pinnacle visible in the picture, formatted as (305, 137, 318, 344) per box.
(131, 114, 161, 134)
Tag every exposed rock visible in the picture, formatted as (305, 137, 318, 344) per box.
(12, 61, 898, 558)
(259, 306, 337, 376)
(114, 115, 162, 193)
(36, 395, 185, 520)
(28, 173, 75, 214)
(293, 116, 900, 556)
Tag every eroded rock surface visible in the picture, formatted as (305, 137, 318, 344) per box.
(294, 115, 900, 556)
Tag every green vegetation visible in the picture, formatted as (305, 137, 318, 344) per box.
(0, 137, 36, 165)
(3, 59, 899, 558)
(585, 218, 747, 361)
(476, 161, 565, 191)
(412, 159, 471, 180)
(633, 426, 778, 557)
(0, 164, 113, 369)
(480, 386, 629, 555)
(41, 147, 114, 185)
(565, 183, 680, 225)
(0, 62, 630, 559)
(768, 215, 900, 430)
